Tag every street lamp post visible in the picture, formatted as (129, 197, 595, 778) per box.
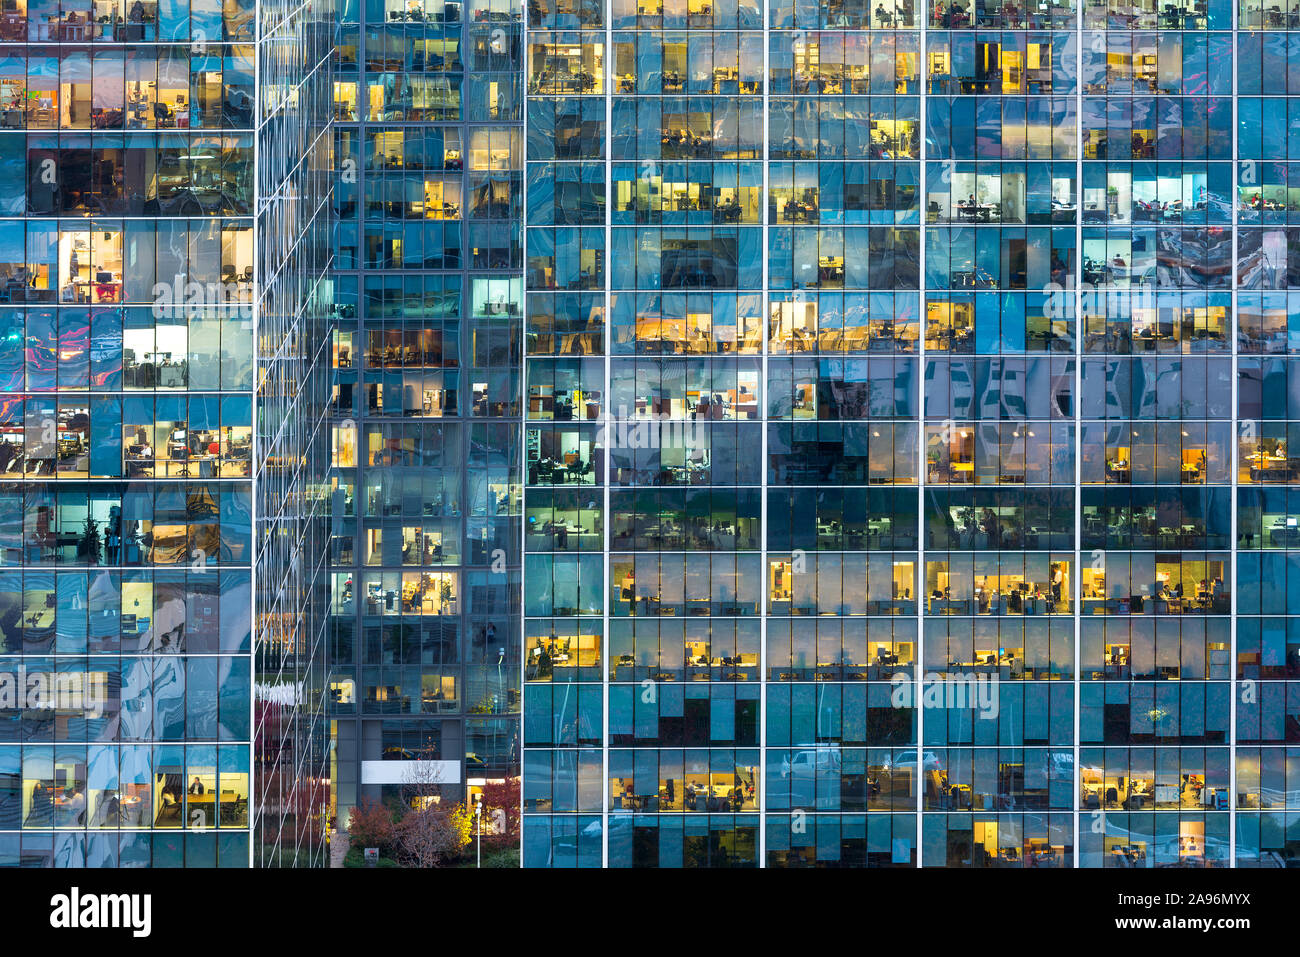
(473, 793, 482, 868)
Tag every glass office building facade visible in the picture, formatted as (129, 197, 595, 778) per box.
(520, 0, 1300, 868)
(0, 0, 332, 866)
(327, 0, 523, 821)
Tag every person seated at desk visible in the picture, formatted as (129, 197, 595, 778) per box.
(187, 776, 205, 795)
(62, 787, 87, 824)
(979, 508, 1000, 544)
(534, 645, 553, 678)
(125, 443, 152, 476)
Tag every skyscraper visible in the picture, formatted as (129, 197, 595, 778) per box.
(11, 0, 1299, 873)
(0, 0, 333, 867)
(519, 0, 1299, 868)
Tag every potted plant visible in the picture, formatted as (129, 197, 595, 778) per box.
(77, 518, 103, 565)
(927, 448, 944, 481)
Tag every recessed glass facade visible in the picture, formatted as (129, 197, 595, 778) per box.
(327, 0, 523, 821)
(520, 0, 1300, 868)
(0, 0, 333, 866)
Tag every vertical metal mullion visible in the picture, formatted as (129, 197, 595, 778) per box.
(758, 0, 770, 870)
(916, 2, 927, 869)
(602, 0, 613, 870)
(1072, 5, 1084, 869)
(519, 1, 531, 869)
(250, 5, 262, 870)
(1228, 0, 1239, 869)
